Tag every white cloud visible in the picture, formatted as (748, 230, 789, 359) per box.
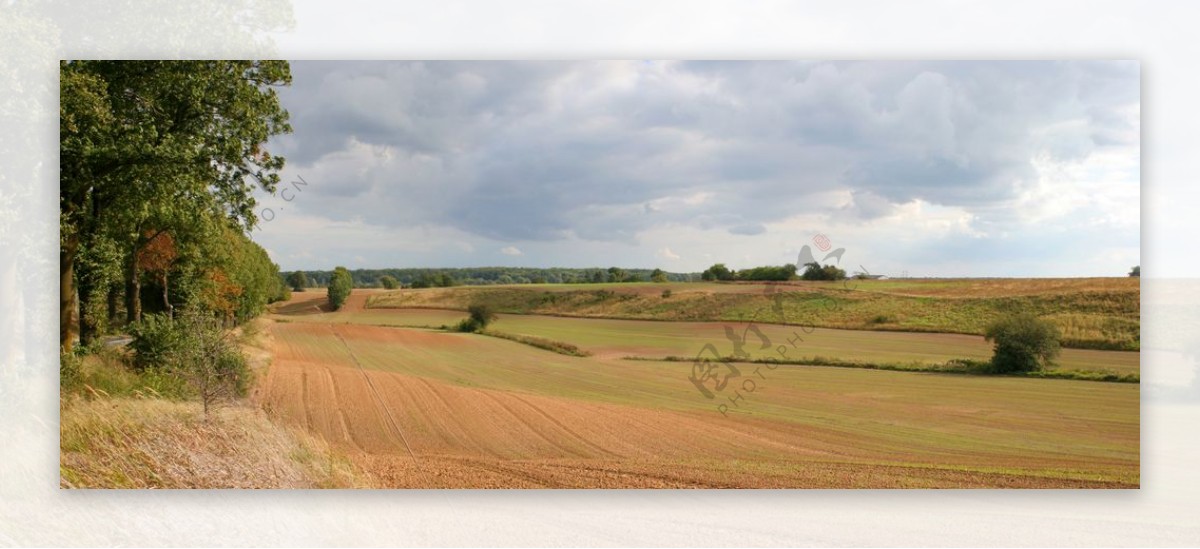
(500, 246, 523, 256)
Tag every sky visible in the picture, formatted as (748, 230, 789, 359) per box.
(252, 60, 1140, 277)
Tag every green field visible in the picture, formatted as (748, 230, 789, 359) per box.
(366, 278, 1140, 351)
(278, 302, 1139, 378)
(264, 317, 1140, 486)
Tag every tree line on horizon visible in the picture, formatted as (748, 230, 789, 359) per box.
(285, 266, 702, 289)
(285, 261, 850, 291)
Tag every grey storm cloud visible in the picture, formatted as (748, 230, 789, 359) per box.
(268, 60, 1139, 243)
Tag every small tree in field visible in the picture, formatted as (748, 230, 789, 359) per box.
(456, 303, 498, 333)
(379, 275, 399, 289)
(327, 266, 352, 310)
(287, 271, 309, 291)
(984, 313, 1061, 373)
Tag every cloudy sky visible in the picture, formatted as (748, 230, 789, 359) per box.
(252, 61, 1139, 277)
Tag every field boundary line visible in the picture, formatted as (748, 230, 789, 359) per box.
(331, 325, 419, 462)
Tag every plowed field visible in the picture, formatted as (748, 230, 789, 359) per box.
(258, 291, 1139, 488)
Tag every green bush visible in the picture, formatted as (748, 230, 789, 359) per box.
(662, 289, 673, 298)
(128, 313, 187, 371)
(984, 313, 1061, 373)
(455, 318, 481, 333)
(379, 275, 399, 289)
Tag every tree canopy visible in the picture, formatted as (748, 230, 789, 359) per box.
(59, 60, 292, 351)
(287, 271, 309, 292)
(800, 262, 846, 281)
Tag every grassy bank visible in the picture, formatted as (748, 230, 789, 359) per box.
(60, 332, 369, 489)
(60, 396, 367, 488)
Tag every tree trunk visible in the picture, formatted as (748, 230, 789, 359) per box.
(125, 245, 141, 324)
(60, 235, 79, 352)
(162, 271, 172, 318)
(78, 272, 96, 347)
(107, 286, 119, 325)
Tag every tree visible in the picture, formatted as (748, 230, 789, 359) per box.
(328, 266, 353, 311)
(607, 267, 627, 283)
(1129, 265, 1140, 277)
(287, 271, 309, 291)
(59, 60, 292, 351)
(169, 311, 250, 418)
(702, 263, 735, 281)
(457, 303, 498, 333)
(737, 264, 797, 281)
(650, 268, 668, 283)
(129, 310, 250, 418)
(800, 262, 846, 281)
(984, 313, 1061, 373)
(379, 275, 399, 289)
(468, 304, 497, 329)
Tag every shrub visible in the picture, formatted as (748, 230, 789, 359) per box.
(129, 311, 251, 416)
(662, 289, 673, 298)
(379, 275, 399, 289)
(984, 313, 1061, 373)
(128, 313, 187, 371)
(454, 318, 480, 333)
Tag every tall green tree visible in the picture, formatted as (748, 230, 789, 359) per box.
(59, 60, 291, 351)
(328, 266, 353, 311)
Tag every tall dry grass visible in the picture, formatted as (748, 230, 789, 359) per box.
(60, 396, 369, 488)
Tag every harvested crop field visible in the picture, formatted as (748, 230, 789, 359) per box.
(258, 292, 1139, 488)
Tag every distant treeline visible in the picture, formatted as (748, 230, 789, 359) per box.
(291, 267, 702, 288)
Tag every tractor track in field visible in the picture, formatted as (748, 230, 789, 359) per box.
(331, 325, 417, 463)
